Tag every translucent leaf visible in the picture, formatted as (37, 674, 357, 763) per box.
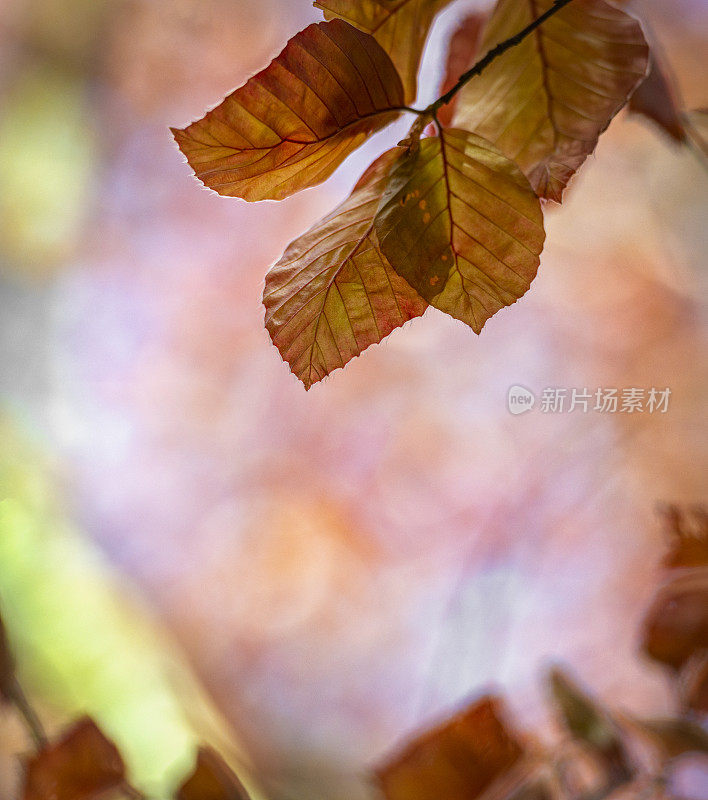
(172, 20, 404, 202)
(314, 0, 455, 103)
(629, 52, 686, 143)
(22, 717, 126, 800)
(375, 128, 545, 332)
(641, 571, 708, 669)
(375, 696, 524, 800)
(264, 150, 427, 388)
(452, 0, 649, 201)
(436, 12, 488, 127)
(176, 747, 251, 800)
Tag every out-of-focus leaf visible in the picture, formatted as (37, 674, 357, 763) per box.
(172, 20, 404, 202)
(0, 609, 15, 703)
(452, 0, 649, 201)
(629, 52, 687, 143)
(630, 717, 708, 760)
(641, 571, 708, 669)
(313, 0, 454, 103)
(176, 746, 251, 800)
(437, 12, 488, 127)
(374, 128, 545, 333)
(375, 696, 524, 800)
(22, 716, 126, 800)
(264, 150, 427, 389)
(549, 668, 632, 784)
(660, 506, 708, 570)
(680, 651, 708, 715)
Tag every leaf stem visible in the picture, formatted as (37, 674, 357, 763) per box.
(425, 0, 577, 116)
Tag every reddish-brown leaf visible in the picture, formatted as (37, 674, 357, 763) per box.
(314, 0, 455, 103)
(660, 506, 708, 569)
(452, 0, 649, 201)
(375, 696, 524, 800)
(629, 52, 687, 143)
(264, 150, 428, 389)
(23, 717, 126, 800)
(375, 128, 545, 333)
(437, 12, 488, 127)
(176, 747, 251, 800)
(641, 570, 708, 669)
(172, 20, 405, 201)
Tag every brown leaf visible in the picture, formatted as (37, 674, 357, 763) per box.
(548, 668, 632, 785)
(437, 12, 488, 127)
(172, 20, 405, 201)
(629, 52, 686, 143)
(659, 506, 708, 569)
(374, 128, 545, 333)
(314, 0, 455, 103)
(264, 150, 427, 389)
(23, 716, 126, 800)
(641, 570, 708, 669)
(176, 747, 251, 800)
(630, 717, 708, 760)
(0, 609, 15, 703)
(375, 696, 524, 800)
(452, 0, 649, 201)
(680, 650, 708, 715)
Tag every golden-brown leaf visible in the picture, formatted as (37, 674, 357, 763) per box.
(375, 128, 545, 333)
(264, 151, 428, 389)
(172, 20, 405, 201)
(23, 717, 126, 800)
(314, 0, 454, 103)
(375, 696, 524, 800)
(452, 0, 649, 201)
(176, 747, 251, 800)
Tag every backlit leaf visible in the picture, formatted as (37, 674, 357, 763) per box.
(172, 20, 405, 201)
(629, 52, 686, 143)
(23, 716, 126, 800)
(264, 151, 428, 389)
(641, 571, 708, 669)
(176, 747, 251, 800)
(375, 128, 545, 333)
(452, 0, 649, 201)
(314, 0, 454, 103)
(437, 12, 488, 127)
(376, 696, 524, 800)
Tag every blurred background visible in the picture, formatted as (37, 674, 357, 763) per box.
(0, 0, 706, 798)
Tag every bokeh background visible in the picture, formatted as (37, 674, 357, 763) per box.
(0, 0, 706, 798)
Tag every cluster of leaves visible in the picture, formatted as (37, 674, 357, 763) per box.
(170, 0, 704, 388)
(375, 506, 708, 800)
(0, 612, 252, 800)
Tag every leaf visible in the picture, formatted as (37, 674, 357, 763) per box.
(451, 0, 649, 201)
(629, 51, 686, 143)
(680, 650, 708, 715)
(172, 20, 405, 202)
(659, 506, 708, 570)
(0, 609, 15, 703)
(548, 668, 633, 784)
(314, 0, 455, 103)
(264, 151, 427, 388)
(437, 12, 488, 127)
(23, 716, 126, 800)
(375, 696, 524, 800)
(374, 128, 545, 333)
(176, 747, 251, 800)
(629, 717, 708, 760)
(641, 570, 708, 669)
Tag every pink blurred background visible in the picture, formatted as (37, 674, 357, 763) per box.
(0, 1, 706, 797)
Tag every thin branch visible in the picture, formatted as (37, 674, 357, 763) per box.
(427, 0, 576, 116)
(6, 677, 48, 750)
